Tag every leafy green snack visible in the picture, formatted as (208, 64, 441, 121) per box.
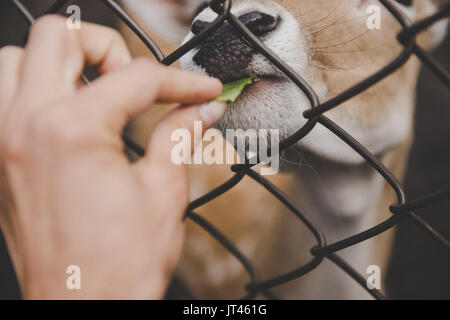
(215, 74, 258, 103)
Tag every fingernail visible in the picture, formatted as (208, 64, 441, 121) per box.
(199, 101, 226, 127)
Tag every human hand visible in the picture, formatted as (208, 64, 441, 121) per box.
(0, 15, 224, 299)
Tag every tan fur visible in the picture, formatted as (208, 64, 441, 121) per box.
(119, 0, 439, 299)
(118, 0, 444, 299)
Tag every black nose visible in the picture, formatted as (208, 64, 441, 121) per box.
(192, 11, 279, 36)
(191, 11, 280, 83)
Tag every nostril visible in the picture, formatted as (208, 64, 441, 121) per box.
(239, 11, 280, 36)
(192, 12, 280, 36)
(191, 20, 210, 35)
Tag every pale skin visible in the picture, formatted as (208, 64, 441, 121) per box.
(0, 15, 225, 299)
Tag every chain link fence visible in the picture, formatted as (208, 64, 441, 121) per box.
(4, 0, 450, 300)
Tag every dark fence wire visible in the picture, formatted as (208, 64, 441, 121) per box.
(5, 0, 450, 300)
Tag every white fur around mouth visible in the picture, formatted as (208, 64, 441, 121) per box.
(239, 74, 287, 95)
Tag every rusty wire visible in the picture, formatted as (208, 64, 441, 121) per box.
(5, 0, 450, 300)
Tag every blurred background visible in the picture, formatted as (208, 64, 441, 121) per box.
(0, 0, 449, 299)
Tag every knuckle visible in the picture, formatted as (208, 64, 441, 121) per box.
(93, 24, 124, 43)
(105, 27, 123, 43)
(30, 15, 66, 37)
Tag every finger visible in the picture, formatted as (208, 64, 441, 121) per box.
(76, 58, 222, 133)
(150, 65, 223, 104)
(18, 15, 131, 108)
(78, 22, 132, 74)
(137, 100, 226, 182)
(0, 46, 24, 119)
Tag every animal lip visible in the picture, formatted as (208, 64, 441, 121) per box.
(222, 74, 284, 84)
(254, 74, 285, 82)
(216, 74, 286, 102)
(235, 74, 287, 98)
(245, 74, 286, 89)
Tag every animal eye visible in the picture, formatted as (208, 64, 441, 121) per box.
(191, 1, 210, 20)
(395, 0, 413, 6)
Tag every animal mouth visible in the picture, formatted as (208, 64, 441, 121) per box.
(235, 74, 286, 96)
(254, 74, 285, 82)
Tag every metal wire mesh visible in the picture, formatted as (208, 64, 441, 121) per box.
(5, 0, 450, 300)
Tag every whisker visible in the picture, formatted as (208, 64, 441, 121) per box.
(308, 63, 360, 72)
(309, 44, 390, 54)
(304, 0, 358, 36)
(305, 14, 370, 38)
(294, 1, 330, 19)
(301, 0, 346, 29)
(307, 29, 370, 51)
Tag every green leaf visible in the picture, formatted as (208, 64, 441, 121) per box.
(215, 74, 258, 103)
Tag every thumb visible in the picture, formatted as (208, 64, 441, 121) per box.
(137, 101, 226, 180)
